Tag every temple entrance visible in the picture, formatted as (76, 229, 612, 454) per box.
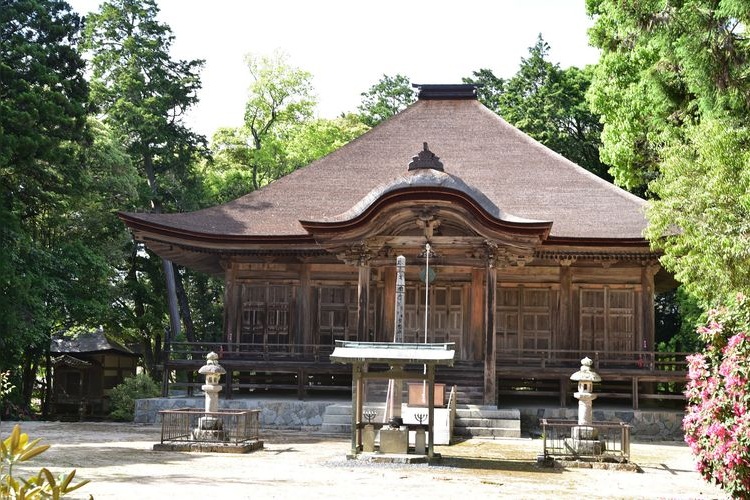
(404, 284, 463, 354)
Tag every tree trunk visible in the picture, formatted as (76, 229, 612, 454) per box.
(42, 348, 52, 418)
(143, 152, 181, 353)
(173, 263, 196, 342)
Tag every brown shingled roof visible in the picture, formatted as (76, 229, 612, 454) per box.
(120, 93, 647, 241)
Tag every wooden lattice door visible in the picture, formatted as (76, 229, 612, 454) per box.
(497, 286, 553, 353)
(404, 284, 463, 353)
(239, 284, 293, 346)
(317, 285, 358, 345)
(579, 287, 636, 355)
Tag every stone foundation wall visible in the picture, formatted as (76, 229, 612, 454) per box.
(519, 407, 685, 441)
(135, 397, 330, 430)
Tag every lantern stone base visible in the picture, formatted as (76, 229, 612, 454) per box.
(571, 425, 598, 440)
(191, 416, 226, 441)
(154, 440, 263, 454)
(565, 425, 605, 456)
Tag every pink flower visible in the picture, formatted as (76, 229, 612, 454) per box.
(727, 332, 748, 350)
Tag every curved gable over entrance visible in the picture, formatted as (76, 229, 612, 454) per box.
(300, 143, 552, 268)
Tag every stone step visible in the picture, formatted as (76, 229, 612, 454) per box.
(323, 413, 353, 425)
(453, 426, 521, 439)
(319, 423, 349, 434)
(455, 407, 520, 420)
(323, 404, 352, 415)
(453, 417, 520, 430)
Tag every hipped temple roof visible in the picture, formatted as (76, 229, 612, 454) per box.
(119, 85, 647, 243)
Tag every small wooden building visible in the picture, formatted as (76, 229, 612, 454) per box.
(119, 84, 681, 408)
(50, 330, 140, 418)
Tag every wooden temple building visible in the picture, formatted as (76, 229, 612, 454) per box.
(50, 329, 140, 418)
(119, 84, 683, 409)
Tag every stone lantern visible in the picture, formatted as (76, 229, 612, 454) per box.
(198, 351, 226, 413)
(193, 352, 227, 440)
(568, 356, 604, 453)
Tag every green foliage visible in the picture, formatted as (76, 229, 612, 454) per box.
(109, 373, 160, 421)
(0, 372, 12, 401)
(0, 0, 89, 217)
(587, 0, 750, 193)
(465, 36, 611, 181)
(646, 118, 750, 306)
(203, 52, 332, 202)
(357, 74, 416, 127)
(1, 424, 91, 499)
(83, 0, 209, 374)
(283, 114, 368, 170)
(655, 288, 704, 353)
(0, 0, 133, 410)
(83, 0, 206, 204)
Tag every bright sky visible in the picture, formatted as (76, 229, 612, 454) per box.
(67, 0, 600, 139)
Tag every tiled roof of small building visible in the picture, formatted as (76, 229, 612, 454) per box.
(120, 86, 647, 242)
(51, 329, 137, 356)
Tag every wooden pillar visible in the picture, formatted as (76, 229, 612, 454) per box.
(382, 265, 396, 343)
(484, 264, 497, 406)
(641, 264, 657, 357)
(351, 364, 362, 456)
(298, 263, 311, 345)
(469, 268, 485, 362)
(223, 261, 239, 347)
(558, 262, 573, 350)
(427, 364, 436, 458)
(357, 264, 371, 341)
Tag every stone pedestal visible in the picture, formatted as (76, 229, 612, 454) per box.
(379, 428, 408, 454)
(571, 425, 598, 440)
(414, 428, 426, 455)
(362, 425, 376, 452)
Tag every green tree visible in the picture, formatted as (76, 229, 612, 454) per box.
(204, 51, 317, 202)
(646, 118, 750, 306)
(205, 114, 367, 205)
(588, 3, 750, 489)
(465, 35, 611, 181)
(588, 0, 750, 305)
(0, 0, 95, 409)
(82, 0, 206, 374)
(357, 74, 416, 127)
(241, 50, 315, 190)
(586, 0, 750, 194)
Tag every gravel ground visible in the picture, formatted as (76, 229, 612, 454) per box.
(3, 421, 726, 499)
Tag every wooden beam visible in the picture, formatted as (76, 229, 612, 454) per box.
(427, 364, 436, 458)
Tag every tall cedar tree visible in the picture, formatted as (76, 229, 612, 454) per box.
(83, 0, 206, 374)
(0, 0, 90, 407)
(465, 35, 611, 181)
(588, 0, 750, 306)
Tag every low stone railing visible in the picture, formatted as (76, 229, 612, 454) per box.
(541, 418, 631, 463)
(158, 408, 260, 445)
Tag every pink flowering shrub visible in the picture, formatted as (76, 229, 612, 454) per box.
(684, 293, 750, 497)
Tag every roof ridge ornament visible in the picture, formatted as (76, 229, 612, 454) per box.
(408, 142, 444, 172)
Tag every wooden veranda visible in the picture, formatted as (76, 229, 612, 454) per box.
(163, 341, 688, 409)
